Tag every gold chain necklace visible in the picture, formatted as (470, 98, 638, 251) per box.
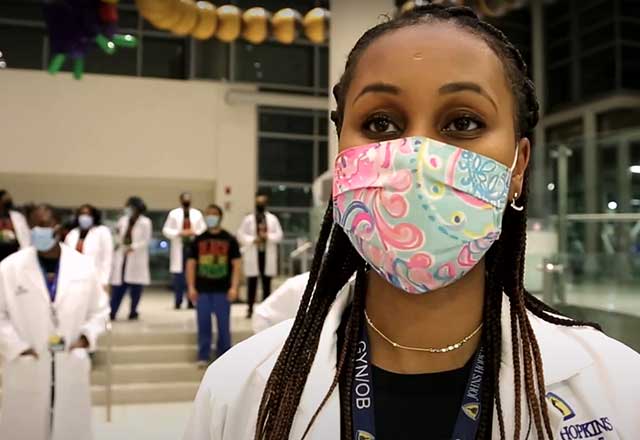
(364, 310, 483, 353)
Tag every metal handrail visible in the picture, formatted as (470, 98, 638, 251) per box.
(289, 241, 313, 275)
(289, 241, 313, 259)
(105, 321, 113, 422)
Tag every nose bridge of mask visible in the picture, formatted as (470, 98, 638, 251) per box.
(334, 136, 512, 210)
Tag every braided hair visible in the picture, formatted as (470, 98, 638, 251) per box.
(255, 4, 600, 440)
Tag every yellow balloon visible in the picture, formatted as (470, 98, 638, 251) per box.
(400, 1, 416, 15)
(272, 8, 302, 45)
(172, 0, 199, 36)
(242, 7, 271, 45)
(192, 1, 217, 40)
(136, 0, 174, 21)
(216, 4, 242, 42)
(303, 7, 329, 44)
(148, 1, 184, 30)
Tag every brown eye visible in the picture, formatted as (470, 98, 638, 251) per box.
(443, 116, 483, 133)
(364, 115, 401, 135)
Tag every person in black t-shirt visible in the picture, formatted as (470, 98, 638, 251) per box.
(187, 204, 241, 367)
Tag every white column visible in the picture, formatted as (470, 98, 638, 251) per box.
(328, 0, 396, 162)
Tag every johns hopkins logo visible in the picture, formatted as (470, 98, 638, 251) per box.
(546, 392, 576, 421)
(462, 403, 480, 421)
(356, 430, 374, 440)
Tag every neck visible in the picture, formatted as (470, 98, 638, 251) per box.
(38, 243, 61, 260)
(209, 227, 222, 233)
(365, 261, 485, 374)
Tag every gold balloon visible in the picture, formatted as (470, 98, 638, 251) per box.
(216, 4, 242, 42)
(272, 8, 303, 45)
(136, 0, 175, 22)
(242, 7, 271, 44)
(303, 7, 329, 44)
(148, 0, 184, 30)
(192, 1, 217, 40)
(172, 0, 199, 36)
(400, 1, 416, 14)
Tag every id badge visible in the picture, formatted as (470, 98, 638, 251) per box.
(48, 334, 66, 352)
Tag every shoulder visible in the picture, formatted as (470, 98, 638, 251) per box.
(95, 225, 112, 235)
(9, 210, 26, 222)
(140, 216, 152, 226)
(0, 247, 33, 272)
(168, 207, 180, 216)
(198, 319, 293, 405)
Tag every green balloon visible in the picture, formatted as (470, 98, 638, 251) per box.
(73, 58, 84, 80)
(113, 34, 138, 48)
(96, 34, 116, 55)
(47, 53, 66, 74)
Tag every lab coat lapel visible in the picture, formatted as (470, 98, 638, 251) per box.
(24, 247, 53, 305)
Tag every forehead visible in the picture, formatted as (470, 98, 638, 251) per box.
(347, 22, 511, 103)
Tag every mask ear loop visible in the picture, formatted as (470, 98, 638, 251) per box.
(510, 144, 524, 212)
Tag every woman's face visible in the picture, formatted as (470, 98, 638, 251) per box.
(79, 206, 92, 217)
(339, 22, 530, 199)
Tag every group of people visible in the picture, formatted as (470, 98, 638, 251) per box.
(0, 187, 285, 439)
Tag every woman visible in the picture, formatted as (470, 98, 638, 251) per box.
(110, 196, 151, 320)
(185, 5, 640, 440)
(65, 204, 113, 291)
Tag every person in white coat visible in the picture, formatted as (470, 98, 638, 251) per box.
(0, 204, 109, 440)
(237, 194, 283, 318)
(0, 189, 31, 262)
(163, 192, 206, 309)
(184, 7, 640, 439)
(252, 271, 309, 334)
(110, 196, 151, 320)
(64, 204, 113, 291)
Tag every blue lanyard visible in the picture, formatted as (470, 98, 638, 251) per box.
(40, 263, 59, 302)
(351, 320, 485, 440)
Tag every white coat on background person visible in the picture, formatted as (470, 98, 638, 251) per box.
(237, 211, 283, 278)
(111, 214, 152, 286)
(0, 245, 109, 440)
(252, 271, 310, 334)
(163, 206, 206, 274)
(8, 209, 31, 248)
(183, 282, 640, 440)
(65, 225, 113, 286)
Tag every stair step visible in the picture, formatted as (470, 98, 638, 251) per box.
(98, 331, 197, 347)
(91, 362, 205, 385)
(93, 345, 199, 364)
(91, 382, 200, 405)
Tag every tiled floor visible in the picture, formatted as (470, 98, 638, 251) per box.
(93, 402, 192, 440)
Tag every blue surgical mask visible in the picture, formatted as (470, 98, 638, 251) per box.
(31, 227, 58, 252)
(124, 207, 134, 218)
(205, 215, 221, 229)
(78, 214, 94, 230)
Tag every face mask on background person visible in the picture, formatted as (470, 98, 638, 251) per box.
(78, 214, 94, 230)
(205, 215, 221, 229)
(256, 203, 266, 213)
(333, 136, 518, 294)
(31, 226, 58, 252)
(124, 206, 134, 218)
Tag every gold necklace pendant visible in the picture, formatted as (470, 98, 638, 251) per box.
(364, 309, 483, 353)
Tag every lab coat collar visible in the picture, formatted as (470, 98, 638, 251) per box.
(256, 282, 595, 436)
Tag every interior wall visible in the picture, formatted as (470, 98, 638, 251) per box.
(0, 69, 257, 230)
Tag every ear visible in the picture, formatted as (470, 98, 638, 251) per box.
(509, 137, 531, 200)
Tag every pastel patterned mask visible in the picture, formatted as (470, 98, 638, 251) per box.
(333, 136, 517, 294)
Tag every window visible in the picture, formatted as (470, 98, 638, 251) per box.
(580, 46, 616, 98)
(622, 45, 640, 90)
(235, 42, 315, 88)
(85, 44, 137, 77)
(142, 37, 187, 79)
(0, 24, 44, 70)
(1, 0, 43, 21)
(257, 107, 329, 238)
(193, 38, 229, 80)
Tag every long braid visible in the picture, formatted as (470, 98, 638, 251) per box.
(258, 3, 603, 440)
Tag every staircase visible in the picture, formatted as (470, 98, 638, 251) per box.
(91, 303, 254, 405)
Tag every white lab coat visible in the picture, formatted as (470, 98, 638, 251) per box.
(110, 215, 152, 286)
(184, 284, 640, 440)
(65, 225, 114, 286)
(237, 212, 283, 278)
(0, 245, 110, 440)
(252, 272, 310, 334)
(9, 209, 31, 248)
(162, 207, 207, 274)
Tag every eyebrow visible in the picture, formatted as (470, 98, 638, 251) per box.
(353, 82, 401, 104)
(439, 82, 497, 111)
